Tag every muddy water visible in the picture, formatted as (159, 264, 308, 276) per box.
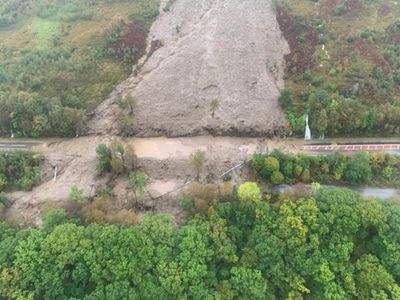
(274, 184, 400, 200)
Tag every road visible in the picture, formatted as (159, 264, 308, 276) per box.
(0, 139, 56, 151)
(302, 144, 400, 152)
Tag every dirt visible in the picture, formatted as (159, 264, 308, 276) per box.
(88, 0, 289, 137)
(5, 136, 300, 226)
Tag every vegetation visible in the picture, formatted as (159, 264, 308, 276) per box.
(189, 149, 205, 181)
(0, 151, 42, 192)
(0, 0, 160, 137)
(96, 139, 136, 175)
(252, 150, 400, 187)
(277, 0, 400, 137)
(0, 187, 399, 299)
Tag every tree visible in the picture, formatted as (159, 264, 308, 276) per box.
(344, 152, 372, 184)
(312, 108, 328, 139)
(190, 150, 205, 181)
(96, 144, 111, 174)
(238, 182, 261, 203)
(264, 156, 280, 177)
(128, 171, 148, 201)
(229, 267, 268, 300)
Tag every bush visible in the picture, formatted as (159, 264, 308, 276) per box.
(264, 157, 280, 177)
(344, 152, 372, 184)
(252, 151, 395, 186)
(96, 144, 111, 174)
(271, 171, 284, 185)
(238, 182, 262, 203)
(0, 151, 42, 192)
(180, 198, 194, 212)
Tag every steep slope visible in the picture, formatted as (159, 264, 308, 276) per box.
(88, 0, 289, 137)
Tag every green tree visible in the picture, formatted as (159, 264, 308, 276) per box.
(344, 152, 372, 184)
(238, 182, 262, 203)
(312, 108, 328, 139)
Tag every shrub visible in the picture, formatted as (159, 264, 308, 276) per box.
(190, 150, 205, 181)
(42, 208, 69, 232)
(180, 198, 194, 212)
(238, 182, 261, 203)
(344, 152, 372, 184)
(271, 171, 284, 185)
(264, 157, 280, 177)
(70, 186, 85, 203)
(96, 144, 111, 174)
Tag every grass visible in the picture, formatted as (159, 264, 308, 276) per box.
(29, 18, 59, 48)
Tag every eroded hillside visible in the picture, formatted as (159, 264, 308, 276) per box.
(88, 0, 290, 137)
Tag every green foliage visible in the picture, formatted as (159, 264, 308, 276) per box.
(128, 171, 147, 200)
(238, 182, 261, 203)
(0, 187, 399, 299)
(69, 186, 85, 203)
(42, 208, 70, 232)
(344, 152, 372, 184)
(96, 144, 111, 174)
(0, 0, 160, 137)
(279, 1, 400, 137)
(96, 140, 136, 175)
(0, 151, 42, 192)
(252, 150, 398, 186)
(180, 198, 194, 212)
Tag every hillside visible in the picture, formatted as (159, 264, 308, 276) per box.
(88, 0, 290, 137)
(0, 0, 159, 137)
(276, 0, 400, 137)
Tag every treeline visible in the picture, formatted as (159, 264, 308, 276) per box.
(252, 150, 400, 186)
(0, 187, 399, 299)
(0, 48, 113, 137)
(0, 151, 42, 193)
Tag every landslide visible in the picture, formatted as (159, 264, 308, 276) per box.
(88, 0, 290, 137)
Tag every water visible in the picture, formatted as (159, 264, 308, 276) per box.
(305, 114, 311, 140)
(272, 184, 400, 201)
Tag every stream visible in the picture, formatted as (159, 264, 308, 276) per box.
(273, 184, 400, 201)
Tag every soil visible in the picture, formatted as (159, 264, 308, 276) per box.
(88, 0, 289, 137)
(5, 136, 300, 226)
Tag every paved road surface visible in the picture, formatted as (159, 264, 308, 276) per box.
(0, 141, 42, 150)
(302, 144, 400, 152)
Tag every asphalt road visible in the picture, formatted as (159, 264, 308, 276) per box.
(0, 141, 42, 150)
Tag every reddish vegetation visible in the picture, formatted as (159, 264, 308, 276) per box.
(109, 21, 147, 51)
(322, 0, 339, 18)
(276, 7, 318, 74)
(355, 40, 389, 74)
(345, 0, 363, 12)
